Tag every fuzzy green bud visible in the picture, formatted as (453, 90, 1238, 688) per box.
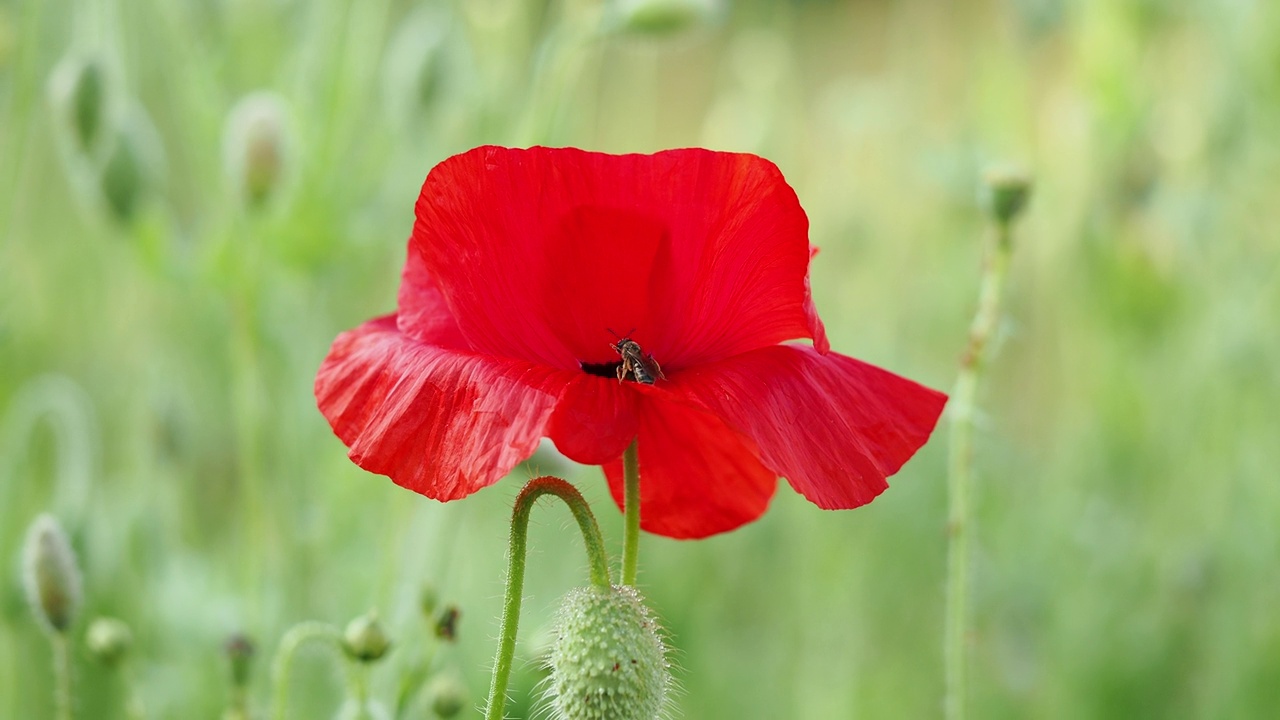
(982, 165, 1033, 225)
(22, 514, 82, 635)
(49, 53, 110, 155)
(610, 0, 721, 37)
(223, 92, 291, 209)
(86, 617, 133, 666)
(99, 107, 163, 223)
(426, 674, 467, 718)
(342, 610, 391, 663)
(224, 633, 256, 689)
(546, 585, 670, 720)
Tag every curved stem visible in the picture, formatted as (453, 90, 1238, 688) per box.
(944, 221, 1013, 720)
(621, 440, 641, 586)
(270, 621, 343, 720)
(484, 476, 611, 720)
(53, 633, 72, 720)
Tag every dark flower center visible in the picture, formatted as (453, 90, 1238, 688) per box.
(580, 360, 623, 378)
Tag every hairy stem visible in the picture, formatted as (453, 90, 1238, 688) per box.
(270, 621, 343, 720)
(944, 221, 1013, 720)
(484, 476, 611, 720)
(53, 633, 72, 720)
(621, 440, 641, 586)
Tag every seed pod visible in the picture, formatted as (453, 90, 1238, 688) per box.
(21, 514, 82, 635)
(342, 610, 392, 663)
(546, 585, 670, 720)
(86, 617, 133, 666)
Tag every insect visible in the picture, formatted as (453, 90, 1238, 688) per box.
(609, 331, 665, 385)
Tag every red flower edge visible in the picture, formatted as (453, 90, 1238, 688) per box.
(316, 146, 946, 539)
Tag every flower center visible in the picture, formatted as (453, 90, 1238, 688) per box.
(580, 360, 624, 378)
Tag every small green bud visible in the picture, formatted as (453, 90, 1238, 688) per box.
(433, 605, 460, 642)
(99, 107, 163, 223)
(342, 610, 391, 663)
(86, 617, 133, 666)
(426, 674, 467, 718)
(224, 633, 256, 689)
(223, 92, 292, 209)
(610, 0, 721, 37)
(49, 53, 111, 155)
(982, 164, 1033, 225)
(21, 514, 82, 635)
(546, 586, 670, 720)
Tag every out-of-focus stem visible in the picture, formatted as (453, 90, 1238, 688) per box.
(944, 221, 1013, 720)
(621, 440, 641, 587)
(484, 477, 611, 720)
(53, 633, 72, 720)
(270, 621, 343, 720)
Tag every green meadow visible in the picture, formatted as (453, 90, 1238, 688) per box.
(3, 0, 1279, 717)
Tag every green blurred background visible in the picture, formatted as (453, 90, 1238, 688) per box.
(3, 0, 1279, 717)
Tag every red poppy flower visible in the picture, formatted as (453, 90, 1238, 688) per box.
(316, 146, 946, 539)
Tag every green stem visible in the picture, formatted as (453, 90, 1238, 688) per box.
(621, 440, 641, 587)
(53, 633, 72, 720)
(484, 476, 611, 720)
(944, 221, 1013, 720)
(270, 621, 343, 720)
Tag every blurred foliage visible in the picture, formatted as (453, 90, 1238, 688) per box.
(3, 0, 1280, 717)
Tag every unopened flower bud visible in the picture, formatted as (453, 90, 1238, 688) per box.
(610, 0, 721, 37)
(22, 514, 82, 635)
(224, 633, 256, 689)
(426, 674, 467, 718)
(342, 610, 391, 663)
(49, 53, 110, 155)
(86, 617, 133, 666)
(223, 92, 292, 209)
(546, 585, 670, 720)
(982, 165, 1033, 225)
(99, 106, 163, 223)
(433, 605, 460, 642)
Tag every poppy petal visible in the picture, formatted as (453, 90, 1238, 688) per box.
(412, 146, 824, 372)
(396, 243, 469, 350)
(673, 345, 947, 509)
(602, 395, 778, 539)
(547, 374, 639, 466)
(315, 315, 562, 500)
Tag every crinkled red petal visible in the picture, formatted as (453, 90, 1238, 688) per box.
(409, 146, 826, 372)
(315, 315, 564, 500)
(546, 374, 638, 466)
(673, 345, 947, 509)
(602, 395, 778, 539)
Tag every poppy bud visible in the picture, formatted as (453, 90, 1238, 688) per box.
(342, 610, 392, 663)
(426, 674, 467, 718)
(433, 605, 460, 642)
(99, 107, 163, 223)
(21, 514, 82, 635)
(546, 585, 670, 720)
(223, 92, 291, 209)
(86, 617, 133, 666)
(49, 53, 110, 156)
(610, 0, 721, 37)
(982, 165, 1033, 225)
(224, 633, 256, 689)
